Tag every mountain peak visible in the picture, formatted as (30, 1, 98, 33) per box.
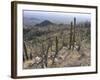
(35, 20, 54, 27)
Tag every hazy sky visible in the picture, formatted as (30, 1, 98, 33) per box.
(23, 10, 91, 24)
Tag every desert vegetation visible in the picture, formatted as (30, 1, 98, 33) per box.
(23, 15, 91, 69)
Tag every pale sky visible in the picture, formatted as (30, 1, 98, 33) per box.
(23, 10, 91, 24)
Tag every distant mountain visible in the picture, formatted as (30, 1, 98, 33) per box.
(23, 17, 41, 28)
(35, 20, 54, 27)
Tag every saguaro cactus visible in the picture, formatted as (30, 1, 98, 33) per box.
(23, 41, 29, 60)
(49, 39, 53, 51)
(55, 36, 58, 58)
(30, 52, 33, 60)
(23, 54, 25, 62)
(69, 22, 73, 50)
(41, 43, 45, 68)
(77, 24, 81, 51)
(45, 42, 50, 67)
(69, 17, 76, 50)
(52, 36, 59, 64)
(73, 17, 76, 49)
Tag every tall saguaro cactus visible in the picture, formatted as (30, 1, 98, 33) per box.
(73, 17, 76, 49)
(23, 41, 29, 60)
(45, 42, 50, 67)
(52, 36, 59, 64)
(69, 17, 76, 50)
(55, 36, 58, 57)
(41, 43, 45, 68)
(69, 22, 73, 50)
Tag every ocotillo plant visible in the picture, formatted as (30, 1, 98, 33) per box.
(23, 41, 29, 60)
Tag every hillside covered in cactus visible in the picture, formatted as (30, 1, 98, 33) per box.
(23, 10, 91, 69)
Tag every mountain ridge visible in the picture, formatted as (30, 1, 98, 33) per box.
(35, 20, 54, 27)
